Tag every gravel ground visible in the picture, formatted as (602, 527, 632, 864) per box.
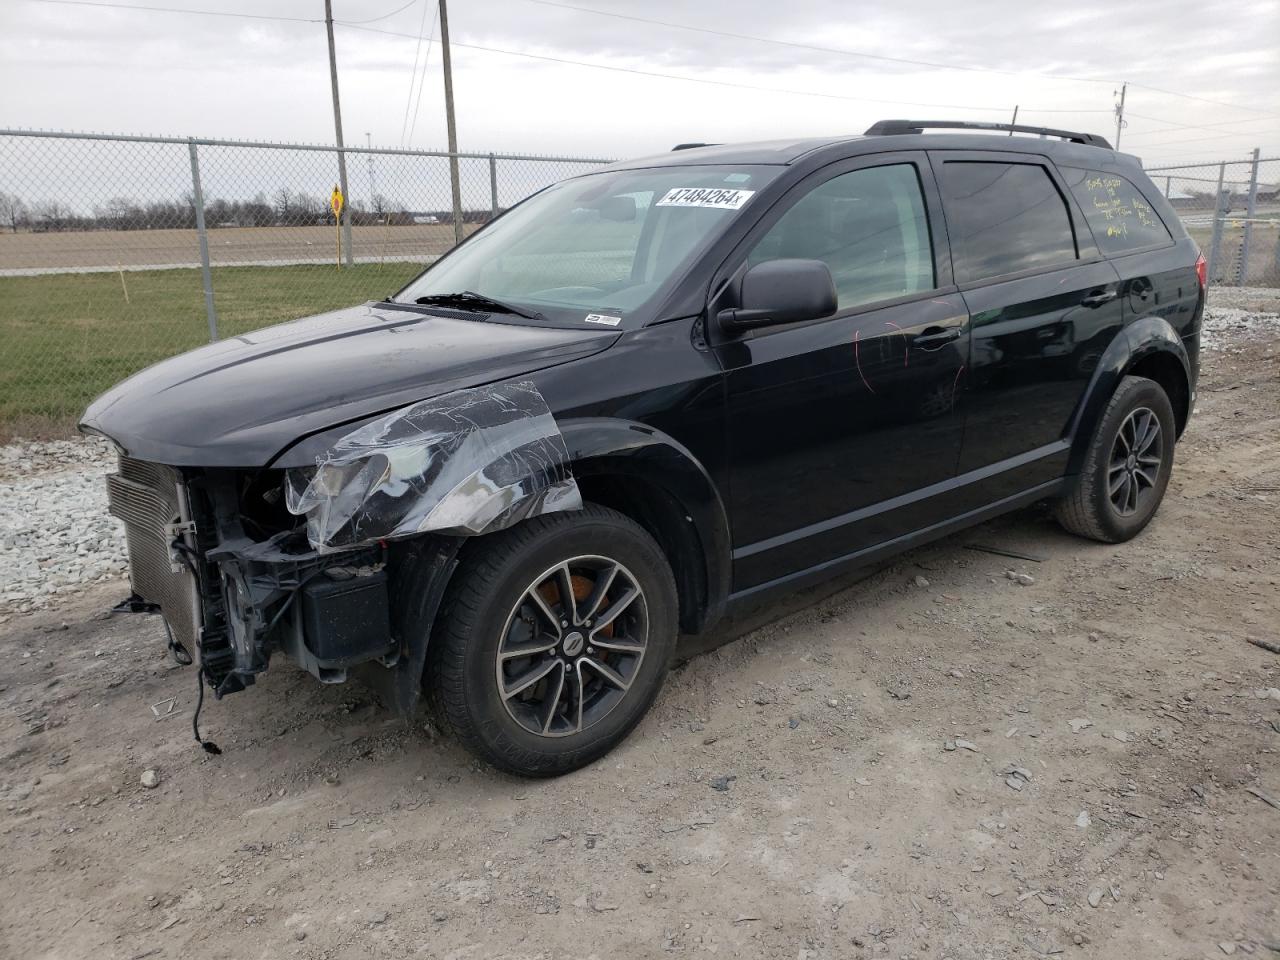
(0, 437, 125, 620)
(1, 288, 1278, 622)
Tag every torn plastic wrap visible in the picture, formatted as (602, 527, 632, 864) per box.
(285, 381, 582, 551)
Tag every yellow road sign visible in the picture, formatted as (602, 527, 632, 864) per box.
(330, 185, 344, 218)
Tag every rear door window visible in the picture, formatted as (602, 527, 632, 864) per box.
(1060, 167, 1173, 254)
(939, 161, 1078, 283)
(747, 163, 935, 310)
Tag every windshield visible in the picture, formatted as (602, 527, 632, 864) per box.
(394, 164, 782, 327)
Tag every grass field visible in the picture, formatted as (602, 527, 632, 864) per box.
(0, 261, 422, 434)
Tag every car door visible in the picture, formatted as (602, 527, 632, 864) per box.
(709, 153, 969, 593)
(1057, 163, 1201, 370)
(931, 151, 1124, 499)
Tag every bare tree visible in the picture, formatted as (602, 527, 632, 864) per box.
(31, 200, 70, 232)
(0, 192, 27, 233)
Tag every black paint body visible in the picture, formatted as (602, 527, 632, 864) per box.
(82, 132, 1203, 638)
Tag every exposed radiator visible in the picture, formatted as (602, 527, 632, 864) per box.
(106, 457, 202, 657)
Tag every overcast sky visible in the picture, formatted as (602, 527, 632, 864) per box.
(2, 0, 1277, 167)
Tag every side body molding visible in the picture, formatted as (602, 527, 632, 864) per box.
(559, 417, 732, 634)
(1065, 315, 1192, 476)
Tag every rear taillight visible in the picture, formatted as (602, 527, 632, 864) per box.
(1195, 252, 1207, 290)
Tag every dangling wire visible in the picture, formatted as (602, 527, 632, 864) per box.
(165, 619, 221, 754)
(192, 666, 222, 756)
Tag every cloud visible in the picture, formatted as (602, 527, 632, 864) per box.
(0, 0, 1276, 164)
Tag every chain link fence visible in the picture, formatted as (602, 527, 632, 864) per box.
(1, 129, 1276, 434)
(0, 129, 610, 433)
(1144, 154, 1280, 287)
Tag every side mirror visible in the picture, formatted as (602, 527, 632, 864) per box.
(717, 258, 838, 332)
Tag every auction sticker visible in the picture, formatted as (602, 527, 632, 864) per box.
(655, 187, 755, 210)
(584, 313, 622, 326)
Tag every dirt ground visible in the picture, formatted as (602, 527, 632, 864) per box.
(0, 224, 479, 273)
(3, 341, 1279, 960)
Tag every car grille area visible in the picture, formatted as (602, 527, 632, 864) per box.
(106, 457, 202, 658)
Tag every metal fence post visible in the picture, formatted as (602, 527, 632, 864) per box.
(1164, 175, 1171, 198)
(187, 139, 219, 342)
(1237, 147, 1261, 286)
(1207, 162, 1228, 286)
(489, 153, 499, 220)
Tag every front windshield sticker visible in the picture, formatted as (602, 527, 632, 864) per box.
(655, 187, 755, 210)
(584, 314, 621, 327)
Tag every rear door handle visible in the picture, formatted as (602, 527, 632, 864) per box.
(912, 326, 962, 349)
(1081, 290, 1118, 308)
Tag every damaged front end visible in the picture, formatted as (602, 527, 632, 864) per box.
(103, 382, 581, 709)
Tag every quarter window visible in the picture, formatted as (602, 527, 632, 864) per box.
(1061, 167, 1172, 254)
(748, 164, 935, 310)
(940, 161, 1077, 283)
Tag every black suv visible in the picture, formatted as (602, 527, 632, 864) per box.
(82, 120, 1204, 776)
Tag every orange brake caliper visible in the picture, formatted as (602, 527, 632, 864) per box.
(539, 574, 615, 637)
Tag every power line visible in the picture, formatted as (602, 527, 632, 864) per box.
(340, 22, 1110, 115)
(341, 0, 420, 25)
(405, 2, 441, 148)
(398, 0, 432, 148)
(26, 0, 1280, 123)
(1123, 112, 1280, 140)
(1126, 81, 1280, 116)
(521, 0, 1112, 86)
(1124, 128, 1278, 150)
(523, 0, 1280, 120)
(26, 0, 320, 22)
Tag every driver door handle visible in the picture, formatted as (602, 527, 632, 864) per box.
(1081, 289, 1118, 308)
(912, 326, 962, 349)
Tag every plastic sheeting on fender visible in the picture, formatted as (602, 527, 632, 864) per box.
(285, 381, 581, 551)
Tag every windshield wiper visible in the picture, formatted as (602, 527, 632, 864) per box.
(414, 290, 546, 321)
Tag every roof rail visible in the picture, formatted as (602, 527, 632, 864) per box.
(864, 120, 1111, 149)
(672, 142, 718, 151)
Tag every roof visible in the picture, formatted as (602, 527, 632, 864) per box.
(602, 126, 1128, 173)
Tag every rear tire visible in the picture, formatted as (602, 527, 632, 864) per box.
(1055, 375, 1176, 543)
(426, 504, 677, 777)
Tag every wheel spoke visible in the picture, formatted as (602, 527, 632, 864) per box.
(580, 562, 620, 623)
(1126, 475, 1139, 513)
(502, 659, 559, 701)
(1135, 466, 1158, 488)
(1109, 470, 1130, 498)
(1116, 422, 1132, 454)
(499, 637, 559, 661)
(524, 587, 563, 640)
(540, 663, 567, 734)
(554, 564, 578, 625)
(582, 656, 631, 692)
(570, 662, 586, 733)
(589, 586, 640, 637)
(1135, 414, 1159, 456)
(590, 635, 646, 654)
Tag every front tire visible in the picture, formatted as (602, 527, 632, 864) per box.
(1055, 374, 1177, 543)
(426, 504, 677, 777)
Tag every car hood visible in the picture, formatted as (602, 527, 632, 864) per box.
(80, 302, 619, 467)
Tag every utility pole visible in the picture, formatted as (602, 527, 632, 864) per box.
(1009, 105, 1018, 135)
(1114, 82, 1127, 149)
(324, 0, 353, 265)
(438, 0, 465, 246)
